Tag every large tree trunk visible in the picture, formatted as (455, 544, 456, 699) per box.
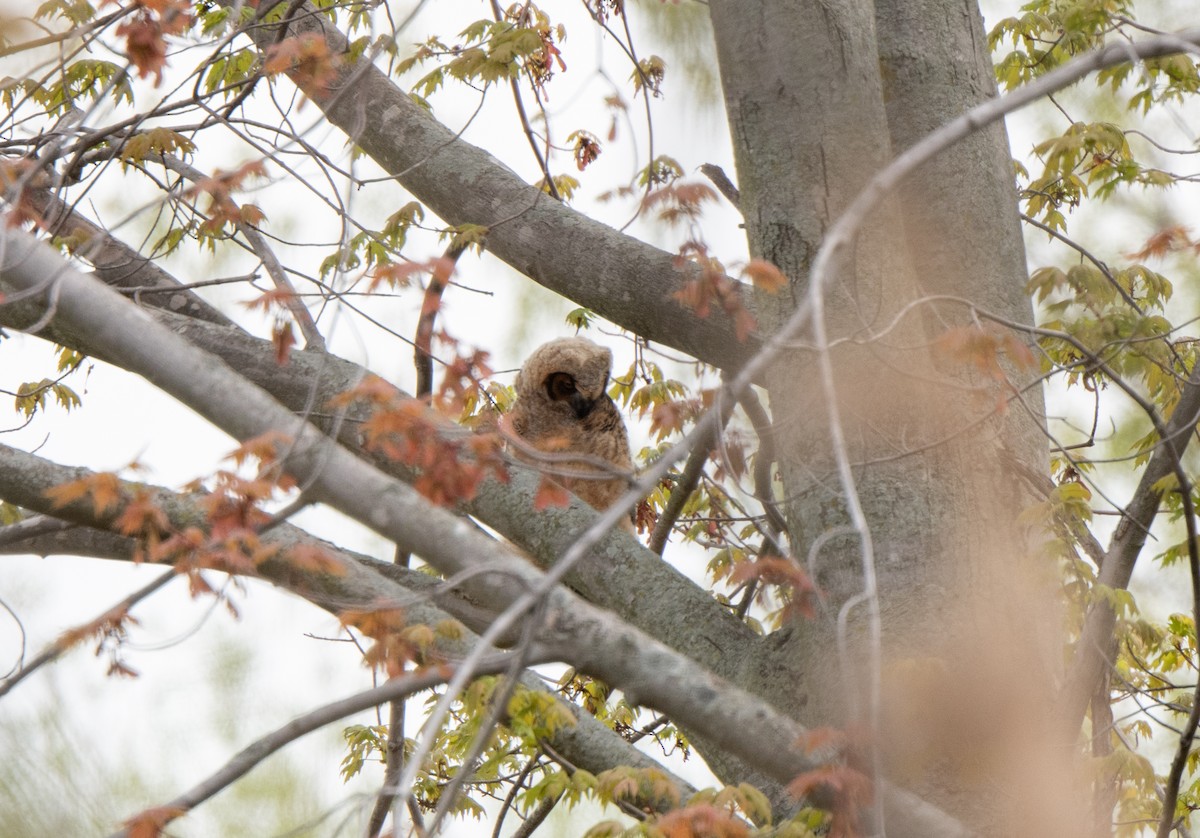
(707, 0, 1070, 830)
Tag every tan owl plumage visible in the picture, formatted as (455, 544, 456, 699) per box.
(509, 337, 634, 524)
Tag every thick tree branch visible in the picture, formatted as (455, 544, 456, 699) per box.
(0, 460, 699, 811)
(230, 0, 761, 372)
(0, 292, 760, 686)
(0, 513, 75, 546)
(0, 443, 463, 626)
(26, 186, 235, 327)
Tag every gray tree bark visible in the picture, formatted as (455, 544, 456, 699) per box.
(707, 0, 1069, 831)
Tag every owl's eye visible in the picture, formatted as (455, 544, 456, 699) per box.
(545, 372, 578, 402)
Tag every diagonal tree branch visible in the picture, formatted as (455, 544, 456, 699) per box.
(26, 186, 236, 327)
(1060, 364, 1200, 733)
(0, 460, 700, 812)
(228, 0, 761, 373)
(0, 290, 760, 685)
(0, 443, 461, 625)
(145, 152, 325, 349)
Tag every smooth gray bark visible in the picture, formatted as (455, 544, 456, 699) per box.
(707, 0, 1059, 829)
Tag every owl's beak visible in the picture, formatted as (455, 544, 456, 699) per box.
(569, 392, 595, 419)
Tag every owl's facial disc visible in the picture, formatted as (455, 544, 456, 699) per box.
(545, 372, 596, 419)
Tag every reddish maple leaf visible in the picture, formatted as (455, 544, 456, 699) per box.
(45, 472, 123, 516)
(653, 804, 749, 838)
(272, 321, 296, 365)
(742, 259, 788, 293)
(122, 805, 186, 838)
(118, 17, 166, 80)
(533, 475, 572, 510)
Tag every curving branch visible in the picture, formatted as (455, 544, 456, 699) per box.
(108, 655, 534, 838)
(225, 0, 762, 373)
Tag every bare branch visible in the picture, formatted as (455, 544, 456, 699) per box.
(414, 239, 468, 400)
(736, 386, 788, 540)
(649, 392, 736, 555)
(0, 566, 174, 699)
(0, 456, 700, 812)
(148, 153, 325, 349)
(108, 655, 533, 838)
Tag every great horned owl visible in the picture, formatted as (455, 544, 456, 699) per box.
(509, 337, 634, 522)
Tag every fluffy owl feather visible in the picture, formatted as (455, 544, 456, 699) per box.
(509, 337, 634, 522)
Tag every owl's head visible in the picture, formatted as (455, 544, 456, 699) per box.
(515, 337, 614, 419)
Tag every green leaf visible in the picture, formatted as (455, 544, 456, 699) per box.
(565, 308, 595, 330)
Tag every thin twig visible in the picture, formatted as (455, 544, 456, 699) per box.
(364, 557, 414, 838)
(510, 791, 562, 838)
(366, 247, 481, 834)
(150, 153, 325, 349)
(490, 754, 542, 838)
(0, 568, 175, 699)
(421, 597, 549, 836)
(414, 239, 470, 399)
(736, 387, 788, 539)
(106, 654, 534, 838)
(27, 187, 236, 326)
(487, 0, 560, 201)
(648, 390, 736, 555)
